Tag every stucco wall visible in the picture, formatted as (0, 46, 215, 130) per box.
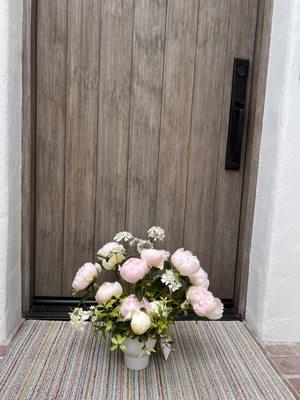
(0, 0, 22, 344)
(246, 0, 300, 342)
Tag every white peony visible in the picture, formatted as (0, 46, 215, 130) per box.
(102, 253, 125, 270)
(97, 242, 125, 258)
(130, 311, 152, 335)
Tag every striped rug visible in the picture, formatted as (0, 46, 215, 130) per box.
(0, 320, 295, 399)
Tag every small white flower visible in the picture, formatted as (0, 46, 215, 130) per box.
(69, 308, 90, 331)
(136, 240, 154, 253)
(129, 238, 140, 247)
(161, 270, 182, 292)
(113, 231, 133, 242)
(130, 238, 154, 252)
(147, 226, 165, 242)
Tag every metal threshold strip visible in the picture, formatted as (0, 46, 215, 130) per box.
(25, 297, 242, 321)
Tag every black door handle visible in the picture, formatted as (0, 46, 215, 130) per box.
(225, 58, 249, 170)
(229, 106, 245, 167)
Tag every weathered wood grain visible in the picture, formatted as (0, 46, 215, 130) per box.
(94, 0, 134, 282)
(35, 0, 68, 296)
(156, 0, 199, 251)
(234, 0, 274, 314)
(126, 0, 167, 238)
(210, 0, 258, 298)
(22, 0, 36, 312)
(62, 1, 101, 294)
(184, 0, 230, 274)
(31, 0, 266, 302)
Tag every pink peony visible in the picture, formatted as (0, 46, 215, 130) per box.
(140, 297, 151, 314)
(72, 263, 98, 291)
(95, 281, 123, 304)
(171, 248, 200, 276)
(206, 298, 224, 320)
(188, 267, 210, 289)
(120, 295, 151, 320)
(141, 249, 168, 269)
(186, 286, 218, 317)
(119, 258, 149, 283)
(120, 295, 141, 320)
(97, 242, 124, 258)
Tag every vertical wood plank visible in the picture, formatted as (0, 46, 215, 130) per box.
(184, 0, 230, 273)
(35, 0, 67, 296)
(156, 0, 199, 251)
(210, 0, 258, 298)
(62, 0, 101, 294)
(94, 0, 134, 277)
(235, 0, 274, 314)
(22, 0, 36, 311)
(126, 0, 167, 238)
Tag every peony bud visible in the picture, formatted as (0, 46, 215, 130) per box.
(131, 311, 152, 335)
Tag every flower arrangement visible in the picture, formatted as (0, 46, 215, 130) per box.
(70, 227, 223, 369)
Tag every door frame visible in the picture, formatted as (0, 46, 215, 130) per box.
(21, 0, 274, 317)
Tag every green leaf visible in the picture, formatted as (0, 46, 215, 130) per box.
(117, 322, 130, 331)
(135, 285, 143, 301)
(105, 320, 112, 332)
(110, 345, 118, 351)
(119, 345, 126, 351)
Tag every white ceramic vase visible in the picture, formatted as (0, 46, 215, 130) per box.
(122, 338, 156, 371)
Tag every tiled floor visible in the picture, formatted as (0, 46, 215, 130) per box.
(244, 322, 300, 398)
(263, 342, 300, 399)
(0, 346, 6, 366)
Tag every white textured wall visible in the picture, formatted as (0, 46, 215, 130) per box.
(0, 0, 22, 344)
(246, 0, 300, 342)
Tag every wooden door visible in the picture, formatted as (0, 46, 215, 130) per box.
(34, 0, 258, 299)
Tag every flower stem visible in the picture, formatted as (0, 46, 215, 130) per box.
(115, 270, 128, 295)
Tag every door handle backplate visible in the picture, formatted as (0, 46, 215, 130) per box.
(225, 58, 249, 170)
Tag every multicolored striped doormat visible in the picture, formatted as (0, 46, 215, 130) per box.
(0, 320, 295, 399)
